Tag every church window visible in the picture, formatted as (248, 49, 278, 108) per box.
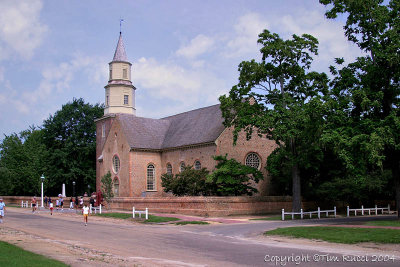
(166, 163, 172, 175)
(113, 178, 119, 196)
(109, 68, 112, 80)
(147, 164, 156, 191)
(194, 160, 201, 170)
(102, 124, 106, 138)
(112, 155, 120, 174)
(124, 95, 129, 105)
(179, 162, 185, 172)
(123, 68, 127, 79)
(106, 95, 109, 106)
(245, 152, 261, 169)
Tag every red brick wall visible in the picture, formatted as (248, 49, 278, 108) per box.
(216, 128, 278, 195)
(109, 196, 316, 216)
(97, 119, 131, 197)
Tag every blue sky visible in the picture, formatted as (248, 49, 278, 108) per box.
(0, 0, 362, 140)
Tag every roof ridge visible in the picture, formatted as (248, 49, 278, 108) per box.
(161, 103, 220, 120)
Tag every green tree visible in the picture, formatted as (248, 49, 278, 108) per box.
(161, 166, 210, 196)
(42, 98, 103, 196)
(219, 30, 328, 210)
(0, 127, 47, 196)
(101, 171, 114, 207)
(207, 155, 263, 196)
(320, 0, 400, 216)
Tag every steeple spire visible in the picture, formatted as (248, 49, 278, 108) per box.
(113, 33, 128, 62)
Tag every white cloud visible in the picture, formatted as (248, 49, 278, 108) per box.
(0, 0, 47, 60)
(269, 7, 363, 68)
(133, 57, 227, 117)
(176, 34, 215, 59)
(225, 12, 269, 58)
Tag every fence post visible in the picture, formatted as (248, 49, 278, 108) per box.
(375, 205, 378, 215)
(301, 209, 303, 219)
(347, 206, 349, 217)
(282, 209, 285, 221)
(318, 207, 320, 219)
(89, 204, 92, 214)
(292, 212, 294, 220)
(334, 206, 336, 218)
(145, 208, 148, 220)
(361, 205, 364, 215)
(388, 204, 391, 214)
(21, 200, 23, 207)
(132, 207, 135, 218)
(99, 204, 102, 214)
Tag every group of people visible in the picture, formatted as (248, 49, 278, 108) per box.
(29, 194, 96, 225)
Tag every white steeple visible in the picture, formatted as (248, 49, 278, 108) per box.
(104, 33, 136, 115)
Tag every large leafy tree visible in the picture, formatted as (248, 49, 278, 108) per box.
(0, 127, 47, 196)
(320, 0, 400, 216)
(42, 98, 103, 196)
(220, 30, 328, 211)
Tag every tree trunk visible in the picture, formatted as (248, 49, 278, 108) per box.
(292, 163, 301, 212)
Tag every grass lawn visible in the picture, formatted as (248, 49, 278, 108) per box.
(265, 226, 400, 244)
(96, 212, 180, 223)
(365, 220, 400, 227)
(175, 221, 209, 225)
(0, 241, 67, 267)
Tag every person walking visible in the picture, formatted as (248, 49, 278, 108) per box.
(48, 196, 52, 207)
(69, 196, 74, 209)
(31, 196, 37, 213)
(75, 196, 79, 209)
(0, 198, 6, 223)
(49, 201, 54, 215)
(44, 196, 48, 208)
(59, 196, 64, 211)
(82, 204, 89, 226)
(89, 196, 95, 209)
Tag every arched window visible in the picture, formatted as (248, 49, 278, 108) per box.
(194, 160, 201, 170)
(179, 162, 185, 172)
(166, 163, 172, 175)
(112, 155, 120, 174)
(245, 152, 261, 169)
(147, 164, 156, 191)
(113, 178, 119, 197)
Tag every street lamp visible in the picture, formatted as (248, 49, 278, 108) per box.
(72, 181, 76, 197)
(40, 174, 45, 208)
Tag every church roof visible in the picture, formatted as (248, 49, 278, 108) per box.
(117, 104, 225, 150)
(112, 33, 128, 62)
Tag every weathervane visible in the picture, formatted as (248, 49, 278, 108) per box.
(120, 18, 124, 34)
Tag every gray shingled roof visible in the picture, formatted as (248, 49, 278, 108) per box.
(113, 33, 128, 62)
(117, 104, 225, 150)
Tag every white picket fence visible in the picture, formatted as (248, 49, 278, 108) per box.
(282, 207, 336, 221)
(347, 205, 390, 217)
(21, 201, 29, 208)
(132, 207, 148, 220)
(90, 204, 102, 214)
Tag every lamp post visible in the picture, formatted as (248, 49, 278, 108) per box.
(72, 181, 76, 197)
(40, 174, 45, 208)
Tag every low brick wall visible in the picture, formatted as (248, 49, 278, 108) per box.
(109, 196, 316, 216)
(1, 196, 89, 207)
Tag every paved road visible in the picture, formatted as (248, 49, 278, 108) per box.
(3, 209, 399, 267)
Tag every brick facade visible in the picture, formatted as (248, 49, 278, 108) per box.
(96, 115, 278, 197)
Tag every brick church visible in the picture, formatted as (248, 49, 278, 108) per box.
(95, 33, 277, 197)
